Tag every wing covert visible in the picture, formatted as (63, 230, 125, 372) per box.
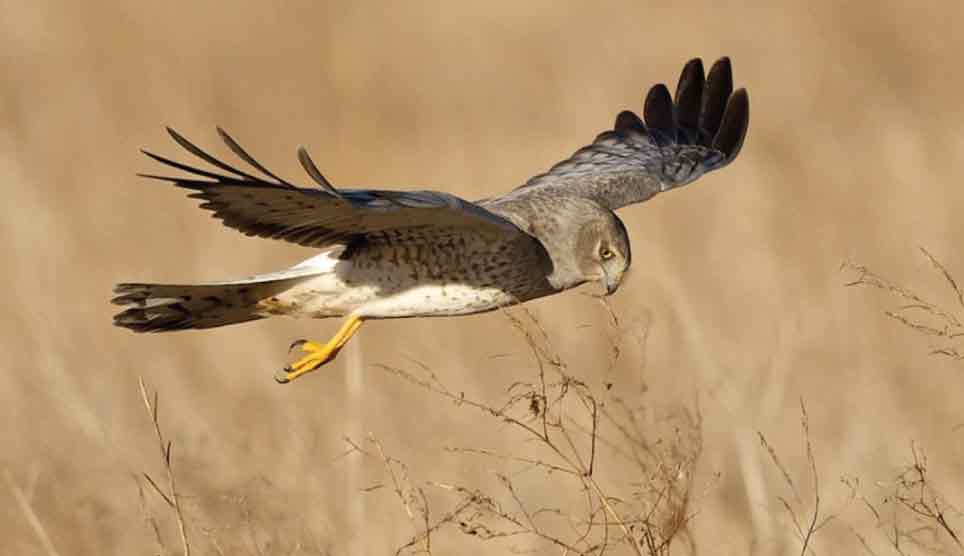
(505, 57, 749, 210)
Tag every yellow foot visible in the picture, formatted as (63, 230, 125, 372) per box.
(274, 340, 340, 383)
(273, 315, 364, 384)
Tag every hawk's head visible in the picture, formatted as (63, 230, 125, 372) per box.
(574, 209, 631, 296)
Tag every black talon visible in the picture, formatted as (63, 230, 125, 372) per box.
(274, 369, 292, 384)
(289, 339, 307, 352)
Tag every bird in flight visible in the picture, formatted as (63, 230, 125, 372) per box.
(113, 57, 748, 384)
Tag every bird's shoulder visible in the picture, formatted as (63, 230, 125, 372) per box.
(480, 191, 605, 243)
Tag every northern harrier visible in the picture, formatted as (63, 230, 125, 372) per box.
(113, 57, 749, 383)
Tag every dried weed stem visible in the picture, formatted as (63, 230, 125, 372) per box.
(3, 469, 62, 556)
(138, 377, 191, 556)
(368, 306, 702, 555)
(844, 248, 964, 359)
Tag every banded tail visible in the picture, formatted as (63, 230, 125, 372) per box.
(111, 272, 318, 332)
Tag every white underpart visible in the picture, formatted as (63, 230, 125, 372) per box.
(352, 283, 513, 318)
(264, 247, 514, 319)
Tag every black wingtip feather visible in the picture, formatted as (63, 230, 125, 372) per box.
(711, 88, 749, 161)
(215, 127, 295, 187)
(674, 58, 705, 133)
(140, 128, 320, 190)
(700, 58, 733, 139)
(165, 127, 264, 182)
(141, 149, 229, 181)
(643, 83, 676, 143)
(296, 146, 342, 197)
(613, 110, 646, 135)
(137, 172, 181, 182)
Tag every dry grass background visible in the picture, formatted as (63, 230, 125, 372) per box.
(3, 1, 964, 554)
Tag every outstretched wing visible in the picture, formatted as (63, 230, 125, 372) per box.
(140, 127, 524, 248)
(503, 57, 748, 210)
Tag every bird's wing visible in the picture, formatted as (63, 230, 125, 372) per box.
(140, 127, 525, 248)
(503, 58, 748, 210)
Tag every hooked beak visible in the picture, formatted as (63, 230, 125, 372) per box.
(603, 267, 624, 296)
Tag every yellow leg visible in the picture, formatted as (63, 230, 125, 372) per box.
(274, 315, 365, 384)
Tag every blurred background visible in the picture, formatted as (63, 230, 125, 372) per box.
(3, 1, 964, 554)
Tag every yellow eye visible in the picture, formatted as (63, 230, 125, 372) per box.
(600, 247, 614, 260)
